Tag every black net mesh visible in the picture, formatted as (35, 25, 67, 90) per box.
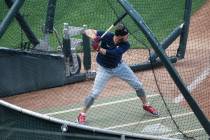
(0, 0, 209, 140)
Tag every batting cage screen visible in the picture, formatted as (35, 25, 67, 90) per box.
(0, 0, 210, 140)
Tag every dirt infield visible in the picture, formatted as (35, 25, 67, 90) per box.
(3, 0, 210, 121)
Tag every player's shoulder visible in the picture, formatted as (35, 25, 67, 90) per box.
(96, 30, 104, 36)
(97, 30, 113, 36)
(118, 41, 130, 50)
(121, 41, 130, 47)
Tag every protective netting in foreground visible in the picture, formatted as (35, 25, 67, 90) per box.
(1, 0, 209, 140)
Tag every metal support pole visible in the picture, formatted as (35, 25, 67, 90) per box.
(0, 0, 24, 38)
(149, 24, 183, 62)
(176, 0, 192, 59)
(4, 0, 39, 46)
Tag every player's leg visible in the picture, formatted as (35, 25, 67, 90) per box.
(77, 65, 112, 124)
(114, 62, 144, 94)
(114, 62, 159, 117)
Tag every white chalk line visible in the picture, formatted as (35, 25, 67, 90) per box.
(104, 112, 193, 130)
(44, 94, 160, 116)
(174, 67, 210, 103)
(162, 128, 204, 137)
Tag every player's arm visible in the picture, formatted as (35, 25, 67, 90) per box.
(99, 48, 106, 55)
(84, 29, 106, 53)
(83, 29, 97, 40)
(106, 44, 130, 56)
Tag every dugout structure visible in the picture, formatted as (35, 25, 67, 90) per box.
(0, 0, 210, 140)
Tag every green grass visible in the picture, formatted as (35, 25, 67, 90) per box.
(0, 0, 207, 50)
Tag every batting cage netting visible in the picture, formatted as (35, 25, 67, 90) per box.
(0, 0, 209, 140)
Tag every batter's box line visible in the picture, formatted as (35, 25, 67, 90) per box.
(44, 94, 160, 116)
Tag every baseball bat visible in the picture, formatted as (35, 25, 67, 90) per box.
(101, 12, 127, 39)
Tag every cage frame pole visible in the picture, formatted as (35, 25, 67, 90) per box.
(0, 0, 25, 38)
(176, 0, 192, 59)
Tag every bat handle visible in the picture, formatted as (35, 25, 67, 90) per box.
(101, 25, 114, 39)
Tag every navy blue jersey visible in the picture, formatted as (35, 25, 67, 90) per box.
(96, 31, 130, 68)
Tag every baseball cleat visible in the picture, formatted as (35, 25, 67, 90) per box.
(143, 104, 160, 117)
(77, 112, 86, 124)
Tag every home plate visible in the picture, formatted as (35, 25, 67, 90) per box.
(141, 123, 172, 135)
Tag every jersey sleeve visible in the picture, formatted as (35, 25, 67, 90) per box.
(96, 31, 105, 37)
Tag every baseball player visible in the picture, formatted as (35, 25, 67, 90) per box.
(77, 23, 159, 124)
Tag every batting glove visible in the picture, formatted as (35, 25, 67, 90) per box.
(92, 36, 101, 52)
